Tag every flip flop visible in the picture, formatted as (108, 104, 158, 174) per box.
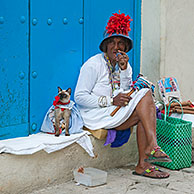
(132, 166, 170, 179)
(144, 146, 172, 163)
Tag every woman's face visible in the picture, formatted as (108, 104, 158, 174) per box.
(106, 37, 126, 64)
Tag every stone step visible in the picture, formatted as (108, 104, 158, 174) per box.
(0, 133, 138, 194)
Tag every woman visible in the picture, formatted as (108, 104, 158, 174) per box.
(74, 12, 171, 179)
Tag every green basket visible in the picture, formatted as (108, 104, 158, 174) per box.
(155, 100, 192, 170)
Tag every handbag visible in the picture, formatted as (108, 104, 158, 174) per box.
(155, 100, 192, 170)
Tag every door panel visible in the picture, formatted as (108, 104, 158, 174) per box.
(30, 0, 83, 133)
(84, 0, 135, 74)
(0, 0, 29, 140)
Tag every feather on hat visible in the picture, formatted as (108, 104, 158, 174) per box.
(99, 11, 133, 52)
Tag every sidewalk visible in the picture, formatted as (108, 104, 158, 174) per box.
(30, 163, 194, 194)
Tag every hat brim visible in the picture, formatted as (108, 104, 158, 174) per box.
(99, 34, 133, 53)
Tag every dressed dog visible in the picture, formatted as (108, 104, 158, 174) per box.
(53, 87, 71, 136)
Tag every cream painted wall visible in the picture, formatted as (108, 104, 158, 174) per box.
(141, 0, 194, 101)
(160, 0, 194, 101)
(141, 0, 161, 98)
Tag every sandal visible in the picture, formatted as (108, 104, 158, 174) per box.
(132, 166, 170, 179)
(144, 146, 172, 163)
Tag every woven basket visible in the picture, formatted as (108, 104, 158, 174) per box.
(155, 100, 192, 170)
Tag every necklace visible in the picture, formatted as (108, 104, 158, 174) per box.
(104, 54, 120, 96)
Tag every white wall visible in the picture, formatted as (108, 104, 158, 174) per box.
(141, 0, 194, 101)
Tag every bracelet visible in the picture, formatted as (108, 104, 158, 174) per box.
(110, 97, 113, 105)
(98, 96, 107, 107)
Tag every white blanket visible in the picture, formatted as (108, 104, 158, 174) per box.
(0, 131, 95, 157)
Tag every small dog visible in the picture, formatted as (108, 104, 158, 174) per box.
(54, 87, 71, 136)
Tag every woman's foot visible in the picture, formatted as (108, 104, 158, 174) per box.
(144, 146, 172, 163)
(134, 163, 170, 179)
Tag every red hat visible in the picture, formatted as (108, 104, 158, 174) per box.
(99, 12, 133, 52)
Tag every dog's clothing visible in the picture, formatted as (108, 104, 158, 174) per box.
(54, 100, 75, 111)
(41, 101, 83, 135)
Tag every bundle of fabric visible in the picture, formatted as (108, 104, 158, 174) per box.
(158, 77, 181, 105)
(132, 74, 155, 94)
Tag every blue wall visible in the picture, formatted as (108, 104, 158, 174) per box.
(0, 0, 141, 140)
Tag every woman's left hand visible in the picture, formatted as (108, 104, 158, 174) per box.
(117, 50, 129, 70)
(113, 93, 132, 107)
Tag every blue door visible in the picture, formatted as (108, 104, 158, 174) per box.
(0, 0, 29, 140)
(0, 0, 141, 140)
(84, 0, 141, 79)
(29, 0, 83, 134)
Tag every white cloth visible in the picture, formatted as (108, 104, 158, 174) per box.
(74, 53, 149, 130)
(0, 132, 95, 157)
(171, 113, 194, 127)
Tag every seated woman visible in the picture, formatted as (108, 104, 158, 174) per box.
(74, 12, 171, 179)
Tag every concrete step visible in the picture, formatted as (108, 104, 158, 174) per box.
(0, 133, 138, 194)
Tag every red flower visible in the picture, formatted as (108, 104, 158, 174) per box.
(53, 96, 60, 106)
(106, 12, 132, 36)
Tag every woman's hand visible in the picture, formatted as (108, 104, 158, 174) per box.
(113, 93, 132, 107)
(117, 50, 129, 70)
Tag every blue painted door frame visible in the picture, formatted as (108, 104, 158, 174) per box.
(0, 0, 142, 140)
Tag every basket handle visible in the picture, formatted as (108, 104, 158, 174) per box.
(166, 99, 184, 120)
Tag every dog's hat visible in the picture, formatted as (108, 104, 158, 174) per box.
(99, 11, 133, 52)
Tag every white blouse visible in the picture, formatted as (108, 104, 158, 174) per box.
(74, 53, 132, 109)
(74, 53, 149, 130)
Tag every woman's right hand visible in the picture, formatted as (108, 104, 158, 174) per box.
(113, 93, 132, 106)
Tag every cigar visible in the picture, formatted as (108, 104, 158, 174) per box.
(110, 88, 135, 117)
(174, 109, 194, 114)
(166, 101, 192, 108)
(174, 106, 194, 111)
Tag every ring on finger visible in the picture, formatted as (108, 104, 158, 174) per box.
(124, 101, 128, 105)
